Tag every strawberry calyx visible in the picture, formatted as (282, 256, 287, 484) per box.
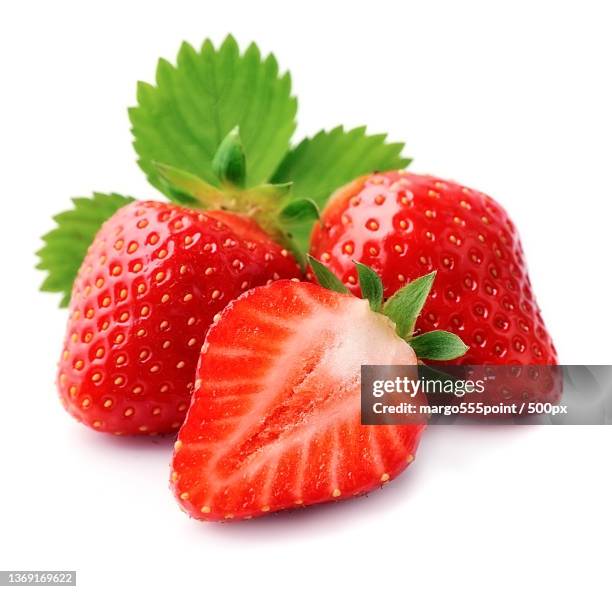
(212, 127, 247, 188)
(154, 128, 318, 266)
(308, 256, 468, 362)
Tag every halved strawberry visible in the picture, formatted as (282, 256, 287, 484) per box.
(171, 260, 466, 520)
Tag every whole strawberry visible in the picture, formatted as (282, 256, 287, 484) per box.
(53, 129, 317, 435)
(58, 200, 301, 435)
(310, 171, 557, 365)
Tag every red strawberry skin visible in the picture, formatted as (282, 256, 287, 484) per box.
(171, 280, 424, 521)
(57, 201, 301, 435)
(310, 171, 557, 365)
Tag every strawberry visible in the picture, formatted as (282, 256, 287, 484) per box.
(58, 199, 302, 435)
(52, 128, 334, 435)
(309, 171, 557, 366)
(171, 260, 467, 520)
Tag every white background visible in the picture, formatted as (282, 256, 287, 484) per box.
(1, 1, 611, 590)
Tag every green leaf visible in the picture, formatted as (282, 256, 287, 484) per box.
(355, 262, 383, 312)
(271, 126, 410, 250)
(278, 198, 320, 225)
(383, 272, 436, 339)
(36, 193, 135, 307)
(409, 331, 469, 361)
(307, 256, 349, 294)
(130, 36, 297, 197)
(272, 126, 410, 203)
(212, 127, 247, 187)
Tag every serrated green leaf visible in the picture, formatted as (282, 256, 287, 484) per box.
(355, 262, 383, 312)
(409, 331, 469, 361)
(37, 193, 135, 307)
(383, 272, 436, 339)
(271, 126, 410, 250)
(130, 35, 297, 197)
(307, 256, 350, 294)
(272, 126, 409, 201)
